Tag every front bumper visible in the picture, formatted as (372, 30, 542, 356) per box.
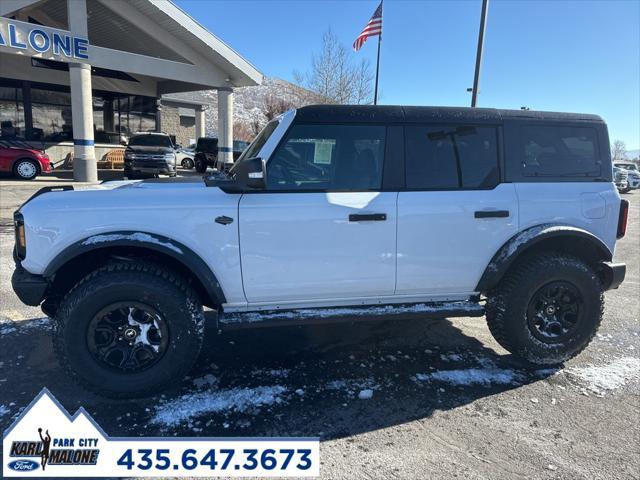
(628, 178, 640, 189)
(599, 262, 626, 290)
(12, 265, 48, 306)
(125, 159, 176, 175)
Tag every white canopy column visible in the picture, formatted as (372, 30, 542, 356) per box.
(217, 88, 234, 166)
(68, 0, 97, 182)
(195, 105, 206, 140)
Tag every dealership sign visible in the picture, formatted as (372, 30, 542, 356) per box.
(3, 389, 319, 477)
(0, 17, 89, 61)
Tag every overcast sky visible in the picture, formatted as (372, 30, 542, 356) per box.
(176, 0, 640, 149)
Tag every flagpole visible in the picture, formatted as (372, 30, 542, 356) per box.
(374, 32, 381, 105)
(471, 0, 489, 107)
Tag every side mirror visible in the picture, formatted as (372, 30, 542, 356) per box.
(237, 157, 266, 189)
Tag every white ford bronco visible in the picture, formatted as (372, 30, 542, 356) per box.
(12, 106, 628, 398)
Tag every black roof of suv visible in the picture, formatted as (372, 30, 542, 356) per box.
(294, 105, 604, 124)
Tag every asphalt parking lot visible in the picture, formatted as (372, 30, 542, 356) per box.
(1, 172, 639, 479)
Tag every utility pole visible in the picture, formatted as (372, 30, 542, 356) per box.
(471, 0, 489, 107)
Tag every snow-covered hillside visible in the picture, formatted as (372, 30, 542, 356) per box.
(165, 77, 323, 139)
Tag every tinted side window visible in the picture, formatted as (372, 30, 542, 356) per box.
(520, 125, 600, 177)
(266, 124, 385, 191)
(405, 125, 499, 189)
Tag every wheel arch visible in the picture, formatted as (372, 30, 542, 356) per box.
(476, 224, 613, 294)
(43, 231, 226, 310)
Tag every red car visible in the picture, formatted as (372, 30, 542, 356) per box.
(0, 142, 52, 180)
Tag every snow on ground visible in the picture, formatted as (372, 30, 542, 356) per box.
(152, 385, 287, 427)
(325, 378, 378, 395)
(0, 317, 51, 335)
(567, 357, 640, 395)
(415, 367, 524, 386)
(147, 353, 639, 429)
(358, 389, 374, 400)
(0, 404, 9, 418)
(192, 374, 217, 389)
(251, 368, 291, 378)
(440, 353, 464, 362)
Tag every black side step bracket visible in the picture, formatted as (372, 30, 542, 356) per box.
(218, 300, 484, 330)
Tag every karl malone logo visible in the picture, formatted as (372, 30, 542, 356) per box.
(9, 427, 99, 470)
(9, 428, 100, 471)
(4, 388, 103, 475)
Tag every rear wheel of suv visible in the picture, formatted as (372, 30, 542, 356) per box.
(13, 158, 39, 180)
(195, 155, 207, 173)
(53, 262, 205, 398)
(486, 253, 603, 365)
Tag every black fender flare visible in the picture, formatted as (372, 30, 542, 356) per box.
(475, 223, 613, 293)
(43, 231, 226, 306)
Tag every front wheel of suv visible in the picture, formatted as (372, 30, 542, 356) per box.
(486, 253, 603, 365)
(53, 262, 205, 398)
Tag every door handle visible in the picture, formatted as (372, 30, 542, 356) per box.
(349, 213, 387, 222)
(474, 210, 510, 219)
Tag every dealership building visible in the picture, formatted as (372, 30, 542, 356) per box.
(0, 0, 262, 181)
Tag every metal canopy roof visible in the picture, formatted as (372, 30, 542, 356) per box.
(2, 0, 263, 88)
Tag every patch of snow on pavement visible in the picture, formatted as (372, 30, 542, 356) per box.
(415, 368, 524, 386)
(568, 357, 640, 394)
(326, 378, 377, 392)
(252, 368, 290, 379)
(152, 386, 287, 427)
(440, 353, 463, 362)
(0, 317, 51, 335)
(192, 374, 217, 389)
(358, 389, 374, 400)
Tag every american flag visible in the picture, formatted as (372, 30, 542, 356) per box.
(353, 1, 383, 52)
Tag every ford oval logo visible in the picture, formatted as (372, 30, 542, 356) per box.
(8, 459, 39, 471)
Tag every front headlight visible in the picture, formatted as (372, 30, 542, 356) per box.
(124, 151, 136, 160)
(164, 153, 176, 163)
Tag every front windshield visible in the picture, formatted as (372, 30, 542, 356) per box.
(236, 119, 279, 163)
(129, 135, 172, 147)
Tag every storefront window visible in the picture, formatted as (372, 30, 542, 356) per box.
(31, 104, 73, 141)
(0, 86, 25, 139)
(0, 79, 157, 143)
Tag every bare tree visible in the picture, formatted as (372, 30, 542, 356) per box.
(295, 29, 374, 105)
(612, 140, 627, 162)
(263, 94, 297, 122)
(233, 121, 255, 142)
(352, 58, 375, 105)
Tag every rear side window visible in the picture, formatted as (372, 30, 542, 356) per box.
(519, 125, 600, 177)
(404, 125, 499, 189)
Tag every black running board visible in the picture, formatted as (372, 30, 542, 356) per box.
(218, 300, 484, 330)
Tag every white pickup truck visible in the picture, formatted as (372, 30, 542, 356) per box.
(12, 106, 628, 398)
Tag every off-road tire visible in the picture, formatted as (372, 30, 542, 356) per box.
(486, 252, 603, 365)
(13, 158, 39, 180)
(194, 155, 207, 174)
(53, 262, 205, 398)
